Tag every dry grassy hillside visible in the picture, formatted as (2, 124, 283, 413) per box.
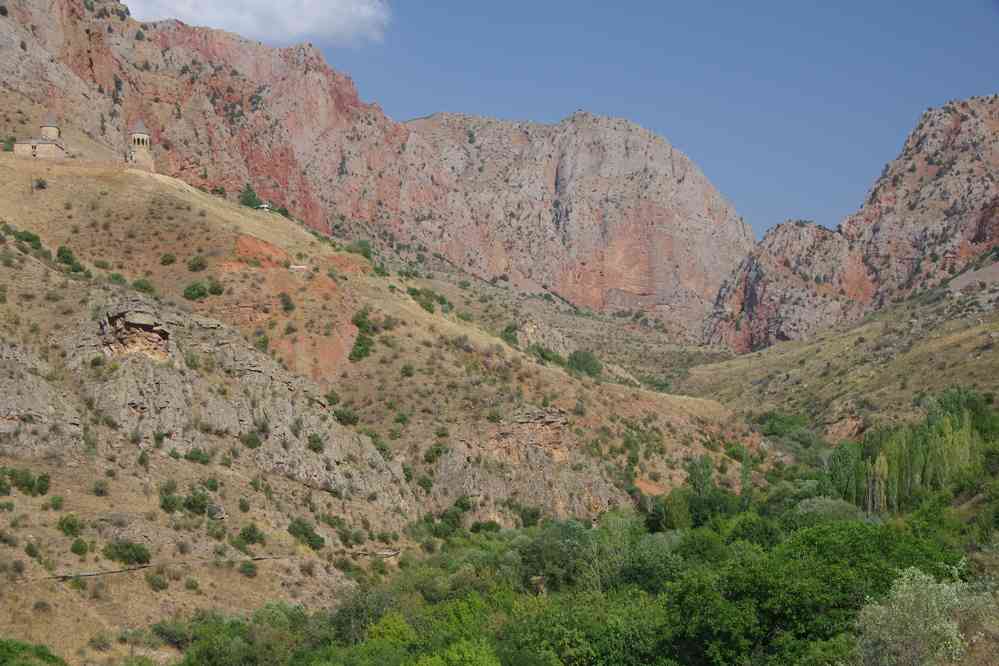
(678, 258, 999, 438)
(0, 153, 760, 662)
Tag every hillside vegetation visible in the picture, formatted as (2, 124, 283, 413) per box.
(0, 154, 757, 661)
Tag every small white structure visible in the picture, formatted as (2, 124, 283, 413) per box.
(126, 118, 155, 172)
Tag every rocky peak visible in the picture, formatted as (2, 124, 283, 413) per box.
(1, 1, 754, 338)
(708, 95, 999, 351)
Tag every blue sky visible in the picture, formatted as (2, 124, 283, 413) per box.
(130, 1, 999, 238)
(321, 1, 999, 238)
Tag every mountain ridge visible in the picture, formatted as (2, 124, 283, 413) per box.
(0, 0, 753, 339)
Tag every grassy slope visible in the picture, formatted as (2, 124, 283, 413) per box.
(677, 273, 999, 436)
(0, 153, 757, 662)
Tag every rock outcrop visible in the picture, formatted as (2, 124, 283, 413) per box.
(0, 0, 752, 337)
(708, 95, 999, 351)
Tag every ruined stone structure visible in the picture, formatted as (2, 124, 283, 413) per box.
(13, 113, 67, 160)
(126, 119, 155, 172)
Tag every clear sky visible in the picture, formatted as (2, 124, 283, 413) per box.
(130, 1, 999, 239)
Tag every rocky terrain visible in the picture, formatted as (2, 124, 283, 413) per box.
(0, 153, 757, 659)
(708, 95, 999, 351)
(0, 0, 753, 339)
(684, 248, 999, 438)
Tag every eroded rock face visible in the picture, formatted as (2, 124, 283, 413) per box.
(708, 96, 999, 351)
(0, 342, 83, 455)
(1, 1, 753, 337)
(403, 113, 755, 334)
(433, 407, 629, 523)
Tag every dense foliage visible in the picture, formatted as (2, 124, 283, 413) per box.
(19, 390, 999, 664)
(137, 391, 999, 665)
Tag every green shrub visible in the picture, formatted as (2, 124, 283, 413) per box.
(334, 408, 359, 426)
(349, 332, 374, 362)
(239, 183, 262, 208)
(132, 278, 155, 294)
(238, 524, 266, 546)
(0, 638, 68, 665)
(160, 253, 176, 266)
(567, 350, 602, 378)
(240, 432, 262, 449)
(145, 571, 168, 591)
(238, 560, 258, 578)
(856, 568, 992, 665)
(183, 282, 208, 301)
(57, 514, 83, 537)
(187, 255, 207, 272)
(345, 239, 373, 261)
(56, 246, 77, 266)
(279, 292, 295, 313)
(70, 539, 88, 557)
(501, 323, 519, 346)
(307, 433, 325, 453)
(184, 448, 212, 465)
(103, 540, 151, 565)
(288, 518, 324, 550)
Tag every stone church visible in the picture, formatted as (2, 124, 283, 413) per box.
(13, 114, 67, 159)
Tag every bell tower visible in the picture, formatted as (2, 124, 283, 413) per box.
(127, 119, 155, 172)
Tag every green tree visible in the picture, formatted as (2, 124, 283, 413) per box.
(239, 183, 262, 208)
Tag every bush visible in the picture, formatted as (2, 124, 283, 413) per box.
(288, 518, 324, 550)
(239, 560, 258, 578)
(183, 282, 208, 301)
(856, 568, 993, 665)
(184, 448, 213, 465)
(279, 292, 295, 313)
(349, 333, 374, 362)
(160, 253, 176, 266)
(501, 323, 519, 347)
(103, 540, 151, 565)
(70, 539, 88, 557)
(239, 183, 262, 208)
(56, 246, 77, 266)
(345, 239, 373, 261)
(240, 431, 262, 449)
(145, 571, 168, 591)
(0, 639, 68, 665)
(187, 255, 208, 272)
(57, 514, 83, 537)
(132, 278, 155, 294)
(238, 524, 266, 546)
(307, 433, 325, 453)
(567, 350, 602, 378)
(334, 408, 359, 426)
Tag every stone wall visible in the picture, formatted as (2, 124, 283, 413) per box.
(13, 142, 65, 159)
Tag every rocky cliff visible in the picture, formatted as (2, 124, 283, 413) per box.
(0, 0, 753, 338)
(708, 95, 999, 351)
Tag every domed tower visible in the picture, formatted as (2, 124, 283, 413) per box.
(39, 113, 61, 141)
(127, 119, 155, 172)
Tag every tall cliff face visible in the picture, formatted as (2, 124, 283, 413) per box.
(708, 95, 999, 351)
(404, 113, 754, 331)
(0, 0, 753, 338)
